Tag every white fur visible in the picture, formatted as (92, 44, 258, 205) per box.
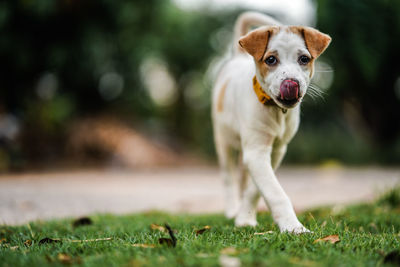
(212, 12, 313, 234)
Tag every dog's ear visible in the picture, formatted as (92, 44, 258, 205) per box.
(238, 26, 279, 61)
(299, 27, 331, 59)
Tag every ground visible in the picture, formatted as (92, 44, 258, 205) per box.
(0, 167, 399, 266)
(0, 187, 400, 266)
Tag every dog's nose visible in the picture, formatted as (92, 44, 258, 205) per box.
(280, 79, 299, 100)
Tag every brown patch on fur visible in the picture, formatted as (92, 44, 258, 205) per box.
(254, 50, 279, 80)
(289, 26, 330, 78)
(239, 26, 280, 61)
(289, 26, 331, 59)
(288, 26, 302, 36)
(309, 58, 315, 78)
(217, 81, 228, 112)
(255, 61, 269, 80)
(252, 50, 277, 80)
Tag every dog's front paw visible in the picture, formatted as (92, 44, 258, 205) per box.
(280, 224, 311, 234)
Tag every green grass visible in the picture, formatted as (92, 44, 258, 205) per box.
(1, 188, 400, 267)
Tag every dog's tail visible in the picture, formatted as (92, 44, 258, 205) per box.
(233, 11, 281, 55)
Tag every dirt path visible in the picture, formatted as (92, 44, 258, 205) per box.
(0, 167, 399, 225)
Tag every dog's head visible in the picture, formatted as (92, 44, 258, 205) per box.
(239, 26, 331, 109)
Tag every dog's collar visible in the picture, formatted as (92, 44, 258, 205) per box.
(252, 76, 287, 113)
(252, 76, 274, 105)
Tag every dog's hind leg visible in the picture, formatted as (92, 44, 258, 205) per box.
(214, 130, 241, 219)
(235, 172, 260, 227)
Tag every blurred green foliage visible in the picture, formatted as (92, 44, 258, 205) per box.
(0, 0, 236, 166)
(0, 0, 399, 168)
(287, 0, 400, 164)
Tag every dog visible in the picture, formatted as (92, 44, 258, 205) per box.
(211, 12, 331, 233)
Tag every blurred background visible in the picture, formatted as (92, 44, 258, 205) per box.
(1, 0, 400, 172)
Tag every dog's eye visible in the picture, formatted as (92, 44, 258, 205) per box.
(265, 56, 278, 66)
(298, 55, 310, 65)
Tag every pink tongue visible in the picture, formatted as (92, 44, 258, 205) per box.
(280, 80, 299, 100)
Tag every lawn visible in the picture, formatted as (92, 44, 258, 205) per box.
(1, 188, 400, 267)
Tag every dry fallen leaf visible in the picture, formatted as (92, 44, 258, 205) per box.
(313, 234, 340, 244)
(72, 217, 93, 228)
(57, 253, 72, 264)
(0, 229, 13, 235)
(24, 239, 32, 246)
(158, 224, 177, 247)
(57, 253, 82, 265)
(39, 237, 62, 245)
(220, 247, 248, 255)
(159, 238, 175, 247)
(0, 238, 7, 244)
(384, 250, 400, 265)
(195, 225, 211, 235)
(39, 237, 111, 245)
(67, 237, 112, 243)
(132, 243, 156, 248)
(254, 231, 274, 235)
(150, 224, 167, 232)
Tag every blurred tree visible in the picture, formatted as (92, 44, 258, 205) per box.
(0, 0, 238, 165)
(1, 0, 399, 167)
(315, 0, 400, 148)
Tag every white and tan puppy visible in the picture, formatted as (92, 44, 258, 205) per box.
(211, 12, 331, 233)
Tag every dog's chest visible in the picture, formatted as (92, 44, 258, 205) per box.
(275, 108, 300, 144)
(254, 106, 300, 145)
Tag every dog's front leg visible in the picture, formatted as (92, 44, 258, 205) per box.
(242, 137, 309, 234)
(234, 144, 287, 227)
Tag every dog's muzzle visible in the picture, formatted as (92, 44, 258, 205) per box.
(278, 79, 300, 106)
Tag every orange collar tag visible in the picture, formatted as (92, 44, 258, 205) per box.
(252, 76, 273, 105)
